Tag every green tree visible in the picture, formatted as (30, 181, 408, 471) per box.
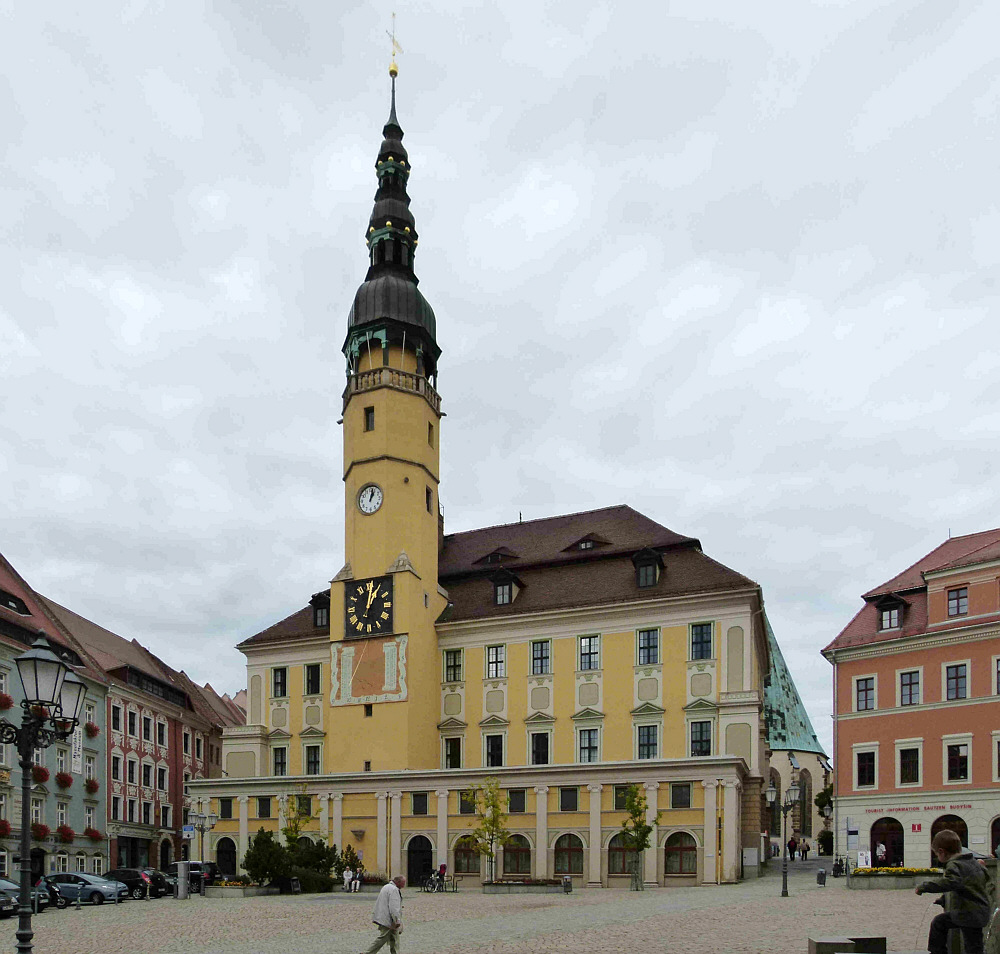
(242, 828, 291, 885)
(281, 788, 313, 845)
(814, 783, 833, 815)
(470, 777, 511, 882)
(618, 784, 661, 891)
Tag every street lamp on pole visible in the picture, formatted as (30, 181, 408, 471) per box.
(190, 811, 218, 895)
(0, 635, 87, 954)
(766, 777, 800, 898)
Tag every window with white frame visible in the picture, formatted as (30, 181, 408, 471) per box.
(127, 758, 137, 784)
(879, 606, 900, 630)
(84, 703, 95, 725)
(85, 806, 95, 829)
(947, 587, 968, 617)
(31, 798, 43, 824)
(127, 799, 136, 823)
(111, 705, 121, 731)
(56, 747, 67, 773)
(92, 855, 103, 876)
(899, 670, 920, 706)
(855, 675, 876, 711)
(32, 747, 43, 766)
(57, 802, 68, 826)
(0, 794, 5, 819)
(54, 853, 68, 873)
(578, 727, 599, 763)
(943, 734, 971, 783)
(0, 671, 6, 693)
(945, 663, 968, 701)
(157, 721, 167, 747)
(127, 710, 137, 737)
(444, 737, 462, 769)
(690, 622, 713, 660)
(111, 755, 121, 781)
(142, 763, 152, 788)
(84, 755, 95, 780)
(578, 635, 600, 671)
(305, 744, 321, 775)
(157, 766, 167, 790)
(111, 797, 121, 820)
(486, 645, 505, 679)
(161, 805, 171, 829)
(897, 741, 922, 786)
(75, 854, 86, 872)
(183, 732, 190, 755)
(0, 851, 6, 877)
(852, 743, 879, 789)
(142, 801, 152, 825)
(196, 737, 203, 760)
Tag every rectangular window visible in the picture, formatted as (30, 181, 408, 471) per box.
(157, 722, 166, 747)
(160, 806, 171, 829)
(32, 747, 43, 767)
(257, 797, 271, 818)
(486, 645, 505, 678)
(85, 756, 95, 781)
(900, 748, 920, 785)
(690, 721, 712, 757)
(141, 802, 151, 825)
(111, 797, 121, 821)
(142, 763, 152, 787)
(637, 724, 657, 759)
(494, 582, 512, 605)
(143, 716, 152, 741)
(578, 728, 599, 763)
(364, 406, 375, 431)
(183, 732, 190, 755)
(508, 789, 525, 813)
(531, 640, 550, 674)
(900, 671, 920, 706)
(157, 767, 166, 791)
(459, 790, 476, 815)
(857, 751, 876, 787)
(364, 703, 373, 717)
(57, 802, 67, 826)
(56, 748, 67, 773)
(444, 737, 461, 769)
(614, 786, 630, 811)
(127, 799, 137, 823)
(948, 587, 968, 617)
(92, 856, 103, 876)
(85, 806, 94, 829)
(411, 792, 428, 816)
(428, 422, 434, 447)
(637, 629, 659, 665)
(856, 676, 875, 711)
(946, 664, 967, 701)
(485, 734, 503, 767)
(947, 743, 969, 781)
(273, 748, 287, 776)
(304, 664, 321, 696)
(272, 667, 287, 698)
(297, 795, 311, 817)
(691, 623, 713, 660)
(127, 759, 136, 784)
(671, 783, 692, 809)
(444, 650, 463, 683)
(880, 607, 900, 630)
(997, 658, 1000, 695)
(530, 732, 549, 766)
(127, 711, 137, 737)
(559, 787, 578, 812)
(637, 563, 657, 587)
(305, 745, 321, 775)
(579, 635, 600, 671)
(111, 705, 121, 732)
(425, 486, 432, 513)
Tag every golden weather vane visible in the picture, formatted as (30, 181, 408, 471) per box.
(386, 12, 403, 76)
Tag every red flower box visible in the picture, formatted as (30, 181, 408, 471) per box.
(30, 823, 50, 842)
(0, 820, 11, 837)
(55, 771, 73, 789)
(31, 765, 49, 784)
(0, 692, 13, 711)
(83, 827, 103, 843)
(84, 721, 100, 738)
(56, 825, 74, 844)
(84, 778, 99, 794)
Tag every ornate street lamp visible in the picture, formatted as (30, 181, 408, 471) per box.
(0, 634, 85, 953)
(190, 811, 218, 895)
(766, 777, 800, 898)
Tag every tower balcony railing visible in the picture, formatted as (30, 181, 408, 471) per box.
(344, 367, 441, 413)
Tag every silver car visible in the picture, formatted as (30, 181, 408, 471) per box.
(47, 873, 129, 905)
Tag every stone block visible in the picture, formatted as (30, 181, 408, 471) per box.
(849, 939, 887, 954)
(808, 938, 856, 954)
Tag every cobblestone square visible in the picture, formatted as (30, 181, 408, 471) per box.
(0, 864, 942, 954)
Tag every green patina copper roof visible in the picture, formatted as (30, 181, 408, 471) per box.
(764, 615, 828, 757)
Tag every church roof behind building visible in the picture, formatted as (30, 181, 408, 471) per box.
(764, 615, 827, 757)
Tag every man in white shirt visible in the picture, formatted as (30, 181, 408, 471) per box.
(360, 876, 405, 954)
(344, 867, 354, 893)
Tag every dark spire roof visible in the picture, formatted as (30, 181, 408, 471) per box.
(345, 68, 438, 348)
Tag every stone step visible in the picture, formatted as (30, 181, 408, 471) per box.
(808, 937, 856, 954)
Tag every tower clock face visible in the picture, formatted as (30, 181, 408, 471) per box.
(358, 483, 383, 514)
(345, 576, 393, 636)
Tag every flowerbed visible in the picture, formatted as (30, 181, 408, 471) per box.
(483, 879, 564, 895)
(204, 885, 279, 898)
(847, 866, 941, 890)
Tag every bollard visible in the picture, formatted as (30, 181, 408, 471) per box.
(817, 868, 827, 886)
(76, 888, 82, 910)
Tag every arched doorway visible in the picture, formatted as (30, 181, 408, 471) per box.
(554, 834, 583, 875)
(798, 769, 813, 837)
(406, 835, 433, 885)
(29, 848, 46, 881)
(664, 831, 698, 875)
(160, 839, 172, 870)
(217, 837, 237, 878)
(502, 835, 531, 876)
(930, 814, 967, 866)
(869, 817, 904, 867)
(991, 818, 1000, 857)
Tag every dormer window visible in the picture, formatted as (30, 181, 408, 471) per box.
(0, 589, 30, 616)
(578, 540, 594, 550)
(879, 607, 899, 630)
(495, 582, 512, 605)
(631, 548, 663, 588)
(874, 594, 906, 631)
(314, 606, 329, 628)
(637, 564, 657, 588)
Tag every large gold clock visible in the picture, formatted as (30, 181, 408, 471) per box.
(345, 576, 393, 637)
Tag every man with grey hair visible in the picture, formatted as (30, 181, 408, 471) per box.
(360, 875, 405, 954)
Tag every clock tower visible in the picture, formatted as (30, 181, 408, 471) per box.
(327, 62, 447, 772)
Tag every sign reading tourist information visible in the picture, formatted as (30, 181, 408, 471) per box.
(863, 803, 973, 814)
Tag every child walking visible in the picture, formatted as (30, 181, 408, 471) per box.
(915, 830, 991, 954)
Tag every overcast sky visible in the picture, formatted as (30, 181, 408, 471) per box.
(2, 2, 998, 756)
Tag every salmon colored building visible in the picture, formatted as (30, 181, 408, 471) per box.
(823, 528, 1000, 868)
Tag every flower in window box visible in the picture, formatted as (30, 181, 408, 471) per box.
(55, 771, 73, 789)
(55, 824, 74, 844)
(83, 826, 103, 842)
(0, 820, 11, 837)
(84, 721, 100, 738)
(0, 692, 13, 711)
(31, 765, 49, 784)
(30, 823, 50, 842)
(84, 778, 99, 795)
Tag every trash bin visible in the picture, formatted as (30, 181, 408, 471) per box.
(290, 877, 301, 895)
(817, 868, 827, 886)
(562, 876, 572, 893)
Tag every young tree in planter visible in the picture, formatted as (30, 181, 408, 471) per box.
(619, 784, 662, 891)
(242, 829, 291, 885)
(470, 776, 511, 883)
(281, 787, 313, 845)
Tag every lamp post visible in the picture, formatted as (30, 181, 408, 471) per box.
(766, 777, 800, 898)
(0, 635, 87, 954)
(190, 811, 218, 895)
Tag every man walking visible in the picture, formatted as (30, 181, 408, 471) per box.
(360, 875, 405, 954)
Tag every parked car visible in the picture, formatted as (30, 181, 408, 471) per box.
(0, 878, 49, 913)
(104, 867, 170, 899)
(0, 894, 14, 918)
(166, 861, 218, 890)
(47, 873, 129, 905)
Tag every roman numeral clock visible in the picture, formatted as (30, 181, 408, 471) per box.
(345, 576, 394, 636)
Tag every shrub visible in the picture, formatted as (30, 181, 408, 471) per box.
(30, 823, 50, 842)
(290, 865, 334, 893)
(242, 829, 290, 885)
(56, 825, 74, 844)
(84, 778, 99, 794)
(83, 827, 103, 843)
(0, 692, 13, 711)
(31, 765, 49, 784)
(817, 829, 833, 855)
(0, 820, 11, 837)
(55, 772, 73, 789)
(84, 722, 100, 738)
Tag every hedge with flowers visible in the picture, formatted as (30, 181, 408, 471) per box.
(31, 765, 49, 784)
(84, 778, 99, 794)
(30, 823, 50, 842)
(55, 771, 73, 789)
(56, 824, 75, 844)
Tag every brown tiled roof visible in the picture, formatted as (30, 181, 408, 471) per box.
(862, 528, 1000, 598)
(238, 605, 325, 649)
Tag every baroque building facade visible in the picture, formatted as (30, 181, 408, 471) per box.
(190, 68, 796, 887)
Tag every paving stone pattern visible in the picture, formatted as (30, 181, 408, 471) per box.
(2, 863, 943, 954)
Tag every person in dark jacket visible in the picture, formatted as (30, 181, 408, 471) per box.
(915, 830, 991, 954)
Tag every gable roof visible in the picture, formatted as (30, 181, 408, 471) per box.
(238, 602, 328, 650)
